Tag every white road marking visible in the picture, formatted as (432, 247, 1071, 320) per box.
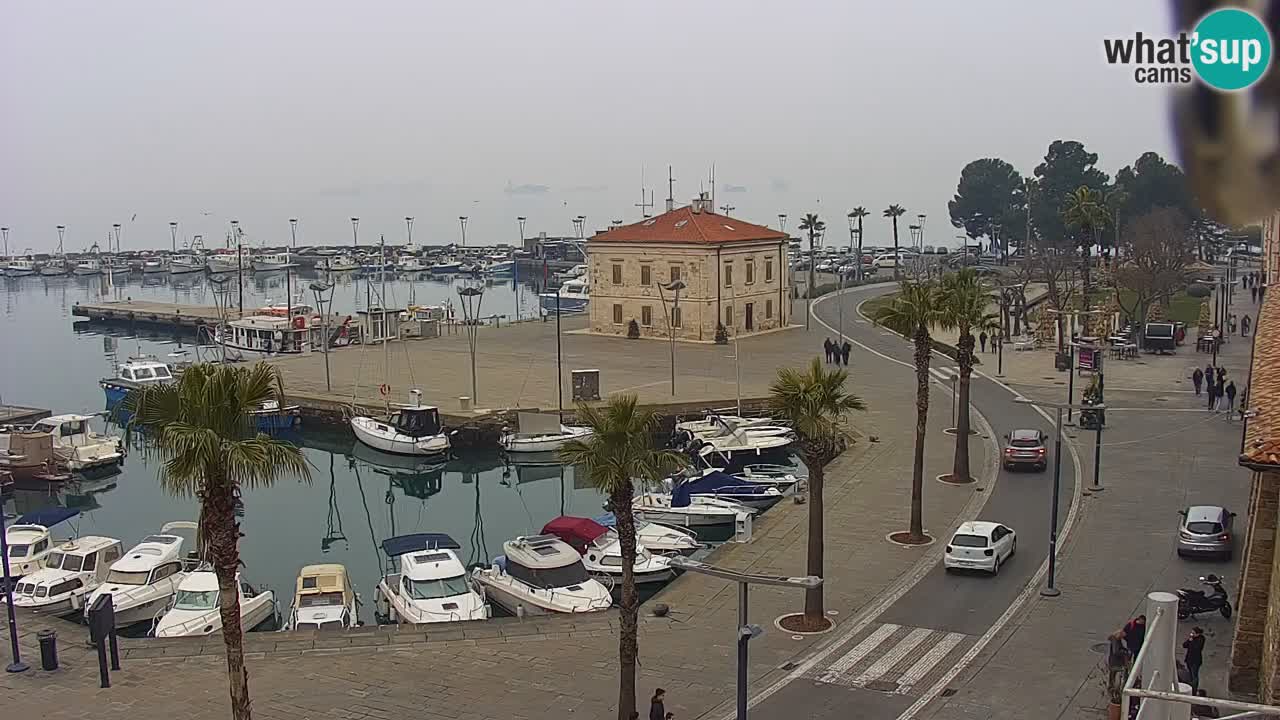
(850, 627, 933, 687)
(816, 623, 900, 684)
(894, 632, 967, 693)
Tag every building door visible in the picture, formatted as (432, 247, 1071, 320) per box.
(745, 303, 754, 331)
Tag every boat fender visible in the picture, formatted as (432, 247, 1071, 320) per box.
(292, 315, 306, 330)
(379, 383, 390, 396)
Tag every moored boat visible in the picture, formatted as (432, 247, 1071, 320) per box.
(373, 534, 489, 625)
(284, 564, 360, 631)
(84, 521, 197, 629)
(541, 516, 676, 585)
(3, 258, 38, 277)
(170, 253, 207, 274)
(471, 535, 612, 616)
(11, 536, 123, 615)
(72, 258, 103, 276)
(500, 412, 592, 453)
(28, 414, 123, 472)
(3, 507, 80, 578)
(538, 277, 589, 314)
(153, 567, 277, 637)
(351, 391, 450, 457)
(252, 251, 298, 272)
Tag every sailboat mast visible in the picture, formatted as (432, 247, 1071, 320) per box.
(380, 234, 389, 382)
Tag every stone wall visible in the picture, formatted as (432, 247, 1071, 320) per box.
(1229, 470, 1279, 701)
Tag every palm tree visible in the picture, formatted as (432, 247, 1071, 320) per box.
(1062, 186, 1109, 306)
(122, 362, 310, 720)
(848, 207, 870, 282)
(884, 205, 907, 279)
(937, 270, 999, 483)
(870, 280, 946, 542)
(558, 395, 684, 720)
(769, 359, 865, 627)
(798, 213, 826, 328)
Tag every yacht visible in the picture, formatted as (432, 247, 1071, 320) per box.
(500, 412, 592, 453)
(670, 469, 783, 511)
(153, 568, 277, 637)
(85, 522, 197, 628)
(538, 277, 589, 314)
(10, 536, 123, 616)
(396, 254, 429, 272)
(471, 535, 612, 616)
(284, 564, 360, 631)
(208, 249, 251, 273)
(252, 251, 298, 272)
(541, 517, 676, 585)
(4, 257, 39, 277)
(27, 414, 123, 472)
(170, 253, 207, 274)
(676, 414, 792, 439)
(39, 258, 68, 276)
(72, 258, 104, 276)
(633, 490, 752, 529)
(557, 264, 588, 281)
(351, 393, 451, 457)
(592, 513, 701, 556)
(486, 259, 515, 276)
(140, 256, 168, 274)
(374, 534, 489, 625)
(315, 254, 359, 272)
(429, 259, 463, 274)
(100, 356, 176, 409)
(3, 507, 80, 578)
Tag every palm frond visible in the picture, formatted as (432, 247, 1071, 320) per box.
(768, 358, 865, 451)
(870, 280, 944, 337)
(558, 395, 683, 496)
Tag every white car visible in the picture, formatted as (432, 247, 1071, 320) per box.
(873, 254, 899, 269)
(943, 521, 1016, 575)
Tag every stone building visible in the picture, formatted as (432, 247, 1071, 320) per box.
(586, 197, 790, 342)
(1229, 214, 1280, 704)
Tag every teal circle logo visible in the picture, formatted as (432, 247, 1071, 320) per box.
(1192, 8, 1273, 91)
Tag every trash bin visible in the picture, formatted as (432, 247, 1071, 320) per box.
(37, 628, 58, 671)
(1054, 351, 1071, 371)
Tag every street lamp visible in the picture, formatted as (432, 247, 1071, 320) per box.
(350, 217, 360, 250)
(777, 213, 787, 233)
(1, 509, 29, 673)
(517, 216, 527, 243)
(1, 226, 8, 259)
(310, 280, 335, 391)
(1014, 396, 1106, 597)
(289, 218, 299, 247)
(405, 216, 414, 248)
(657, 279, 686, 395)
(572, 215, 586, 239)
(458, 285, 484, 403)
(459, 216, 469, 247)
(169, 221, 179, 253)
(667, 556, 821, 720)
(917, 213, 926, 250)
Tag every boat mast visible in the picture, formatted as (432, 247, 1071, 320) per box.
(288, 218, 297, 350)
(405, 217, 416, 307)
(380, 234, 390, 405)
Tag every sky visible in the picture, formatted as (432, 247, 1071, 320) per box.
(0, 1, 1180, 254)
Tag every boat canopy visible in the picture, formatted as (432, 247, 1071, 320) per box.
(15, 506, 80, 528)
(381, 533, 460, 557)
(540, 516, 609, 554)
(681, 470, 775, 497)
(393, 407, 442, 437)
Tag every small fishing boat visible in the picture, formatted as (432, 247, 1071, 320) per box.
(316, 254, 360, 272)
(207, 249, 251, 273)
(733, 463, 805, 493)
(28, 414, 123, 472)
(283, 564, 360, 631)
(250, 399, 301, 433)
(538, 277, 589, 314)
(72, 258, 104, 276)
(252, 251, 298, 272)
(153, 568, 276, 637)
(10, 536, 124, 616)
(100, 356, 176, 409)
(471, 535, 612, 616)
(676, 414, 791, 438)
(501, 412, 592, 454)
(351, 391, 450, 457)
(169, 253, 207, 274)
(39, 259, 68, 276)
(541, 516, 677, 585)
(3, 257, 38, 277)
(592, 513, 701, 556)
(486, 259, 515, 276)
(0, 427, 71, 482)
(396, 255, 429, 272)
(429, 260, 462, 274)
(3, 507, 80, 578)
(105, 257, 132, 276)
(140, 256, 168, 274)
(374, 534, 489, 625)
(84, 521, 198, 629)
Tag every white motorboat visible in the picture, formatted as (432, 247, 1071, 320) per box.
(486, 259, 515, 276)
(28, 414, 123, 472)
(667, 469, 783, 511)
(283, 564, 360, 631)
(170, 253, 207, 274)
(39, 259, 68, 276)
(105, 258, 132, 276)
(153, 568, 277, 637)
(3, 507, 81, 578)
(351, 392, 450, 457)
(633, 491, 751, 529)
(593, 514, 702, 556)
(538, 277, 589, 314)
(207, 249, 251, 273)
(10, 536, 123, 615)
(316, 254, 359, 272)
(679, 426, 794, 461)
(501, 412, 592, 453)
(557, 263, 588, 281)
(72, 258, 103, 276)
(374, 534, 489, 625)
(4, 257, 38, 277)
(252, 251, 298, 272)
(140, 257, 168, 274)
(472, 535, 612, 616)
(429, 260, 463, 273)
(396, 255, 429, 272)
(676, 414, 792, 439)
(541, 517, 676, 585)
(734, 464, 804, 493)
(85, 522, 197, 628)
(101, 356, 176, 409)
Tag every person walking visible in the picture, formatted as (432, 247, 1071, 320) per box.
(1183, 626, 1205, 692)
(1252, 284, 1259, 304)
(1226, 381, 1238, 418)
(1242, 314, 1251, 337)
(841, 340, 852, 367)
(1124, 615, 1147, 659)
(1192, 367, 1204, 395)
(979, 331, 988, 353)
(1107, 628, 1131, 691)
(1217, 367, 1227, 388)
(823, 338, 833, 364)
(649, 689, 667, 720)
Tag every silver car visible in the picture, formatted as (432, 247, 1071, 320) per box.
(1176, 505, 1235, 560)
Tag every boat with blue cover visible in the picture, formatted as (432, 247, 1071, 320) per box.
(673, 469, 783, 511)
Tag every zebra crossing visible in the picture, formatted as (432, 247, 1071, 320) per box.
(808, 623, 972, 695)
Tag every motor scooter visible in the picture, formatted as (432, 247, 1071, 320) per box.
(1177, 574, 1232, 620)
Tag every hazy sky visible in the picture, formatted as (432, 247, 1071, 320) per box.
(1, 1, 1179, 253)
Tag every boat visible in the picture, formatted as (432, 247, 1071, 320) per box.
(100, 356, 176, 409)
(351, 391, 451, 457)
(471, 535, 613, 616)
(429, 260, 463, 274)
(733, 464, 804, 493)
(28, 414, 123, 472)
(0, 427, 72, 482)
(252, 251, 298, 272)
(486, 259, 515, 276)
(538, 277, 589, 314)
(39, 259, 68, 276)
(250, 399, 301, 432)
(396, 255, 429, 272)
(676, 414, 790, 438)
(3, 507, 80, 578)
(283, 564, 360, 631)
(72, 258, 103, 276)
(592, 513, 701, 556)
(214, 314, 318, 355)
(153, 567, 277, 637)
(541, 516, 677, 585)
(84, 521, 198, 629)
(557, 264, 588, 281)
(633, 490, 752, 529)
(316, 254, 359, 272)
(170, 253, 207, 274)
(373, 533, 489, 625)
(501, 412, 592, 453)
(10, 536, 124, 616)
(207, 249, 251, 274)
(3, 257, 38, 277)
(675, 427, 794, 463)
(670, 469, 783, 511)
(105, 257, 132, 276)
(140, 256, 168, 274)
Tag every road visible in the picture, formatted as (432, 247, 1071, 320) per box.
(750, 282, 1079, 720)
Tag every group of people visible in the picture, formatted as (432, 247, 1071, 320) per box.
(1191, 364, 1245, 418)
(978, 330, 1001, 353)
(1111, 616, 1215, 715)
(1246, 272, 1265, 305)
(824, 337, 852, 366)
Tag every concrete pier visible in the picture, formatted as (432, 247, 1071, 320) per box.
(0, 404, 51, 426)
(72, 299, 241, 331)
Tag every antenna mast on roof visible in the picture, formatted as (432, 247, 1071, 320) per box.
(710, 163, 716, 212)
(666, 166, 675, 212)
(635, 167, 654, 218)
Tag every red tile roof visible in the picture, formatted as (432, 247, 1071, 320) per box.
(589, 205, 788, 245)
(1242, 282, 1280, 467)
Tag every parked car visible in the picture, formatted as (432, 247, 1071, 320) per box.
(944, 521, 1017, 575)
(1177, 505, 1235, 560)
(935, 246, 950, 254)
(923, 245, 936, 254)
(1003, 429, 1047, 471)
(874, 254, 899, 269)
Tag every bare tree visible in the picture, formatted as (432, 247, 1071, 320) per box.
(1032, 249, 1079, 351)
(1112, 207, 1194, 338)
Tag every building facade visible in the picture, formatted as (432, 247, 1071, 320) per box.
(586, 199, 790, 341)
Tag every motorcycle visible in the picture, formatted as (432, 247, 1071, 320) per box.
(1176, 574, 1232, 620)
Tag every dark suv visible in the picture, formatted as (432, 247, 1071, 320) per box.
(1003, 429, 1047, 472)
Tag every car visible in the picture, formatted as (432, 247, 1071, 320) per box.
(1003, 429, 1047, 471)
(874, 254, 899, 269)
(922, 245, 936, 254)
(1177, 505, 1235, 560)
(935, 246, 950, 255)
(944, 521, 1016, 575)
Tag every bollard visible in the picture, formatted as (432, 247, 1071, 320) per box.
(36, 629, 57, 671)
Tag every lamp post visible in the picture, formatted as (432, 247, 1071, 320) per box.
(111, 224, 121, 254)
(230, 220, 243, 315)
(666, 556, 821, 720)
(1, 510, 29, 673)
(1014, 396, 1106, 597)
(350, 217, 359, 251)
(720, 204, 735, 216)
(572, 215, 585, 240)
(1, 226, 8, 259)
(310, 280, 335, 391)
(287, 218, 298, 324)
(459, 216, 469, 247)
(657, 279, 686, 396)
(458, 285, 484, 403)
(777, 214, 787, 233)
(917, 213, 926, 251)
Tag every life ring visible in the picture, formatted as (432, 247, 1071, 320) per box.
(292, 315, 307, 330)
(379, 383, 390, 396)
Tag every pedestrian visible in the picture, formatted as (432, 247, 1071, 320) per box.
(1226, 381, 1237, 417)
(1184, 626, 1205, 692)
(1123, 615, 1146, 658)
(1252, 285, 1259, 303)
(979, 331, 988, 353)
(1242, 314, 1251, 337)
(841, 340, 852, 366)
(650, 689, 666, 720)
(1228, 314, 1237, 334)
(1107, 628, 1131, 690)
(1192, 368, 1204, 395)
(1217, 367, 1227, 387)
(823, 338, 833, 364)
(1208, 382, 1220, 412)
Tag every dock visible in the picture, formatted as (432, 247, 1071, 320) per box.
(0, 404, 51, 426)
(72, 300, 241, 332)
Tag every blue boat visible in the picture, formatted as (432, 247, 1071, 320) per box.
(674, 469, 783, 511)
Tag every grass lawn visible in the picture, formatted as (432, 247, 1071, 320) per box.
(1113, 290, 1203, 326)
(861, 295, 892, 319)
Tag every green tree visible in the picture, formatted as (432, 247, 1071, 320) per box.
(1030, 140, 1110, 249)
(848, 207, 870, 281)
(948, 159, 1026, 259)
(937, 270, 999, 483)
(122, 363, 310, 720)
(1114, 152, 1194, 223)
(768, 359, 865, 627)
(558, 395, 684, 720)
(870, 281, 946, 541)
(1062, 186, 1110, 305)
(799, 213, 825, 324)
(883, 204, 907, 279)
